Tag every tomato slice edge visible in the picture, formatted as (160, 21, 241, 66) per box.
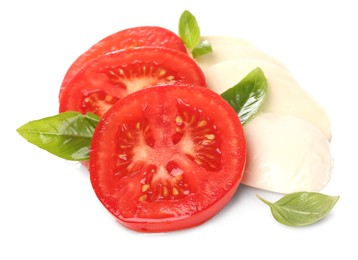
(60, 26, 187, 95)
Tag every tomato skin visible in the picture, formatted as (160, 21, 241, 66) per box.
(60, 26, 187, 93)
(59, 47, 206, 117)
(90, 84, 246, 232)
(121, 183, 240, 232)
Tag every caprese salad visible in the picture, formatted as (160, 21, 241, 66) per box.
(17, 10, 338, 232)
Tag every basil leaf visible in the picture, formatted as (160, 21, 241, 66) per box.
(178, 10, 201, 49)
(192, 40, 213, 58)
(221, 67, 267, 124)
(257, 192, 340, 226)
(17, 111, 99, 161)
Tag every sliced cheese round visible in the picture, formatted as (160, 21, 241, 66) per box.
(242, 113, 332, 193)
(203, 59, 331, 140)
(201, 35, 255, 48)
(203, 58, 294, 89)
(195, 45, 287, 70)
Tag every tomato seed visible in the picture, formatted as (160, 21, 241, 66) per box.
(204, 134, 215, 140)
(172, 187, 179, 196)
(142, 184, 150, 192)
(175, 116, 183, 124)
(162, 187, 169, 197)
(198, 120, 207, 127)
(139, 195, 147, 202)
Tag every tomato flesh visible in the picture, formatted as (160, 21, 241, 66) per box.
(60, 26, 187, 91)
(59, 47, 206, 117)
(90, 84, 246, 232)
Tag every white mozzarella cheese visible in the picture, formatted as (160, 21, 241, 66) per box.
(242, 113, 332, 193)
(201, 35, 255, 48)
(195, 45, 287, 70)
(203, 59, 331, 140)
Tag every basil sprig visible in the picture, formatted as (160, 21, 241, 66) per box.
(221, 67, 268, 124)
(17, 111, 99, 161)
(178, 10, 213, 58)
(257, 192, 340, 226)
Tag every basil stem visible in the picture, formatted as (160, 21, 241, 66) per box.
(221, 67, 268, 124)
(17, 111, 99, 161)
(257, 192, 340, 226)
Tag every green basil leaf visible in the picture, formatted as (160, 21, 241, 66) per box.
(192, 40, 213, 58)
(257, 192, 340, 226)
(178, 10, 201, 49)
(221, 67, 267, 124)
(17, 111, 99, 161)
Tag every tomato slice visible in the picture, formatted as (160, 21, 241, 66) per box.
(59, 47, 206, 117)
(90, 84, 246, 232)
(60, 26, 187, 92)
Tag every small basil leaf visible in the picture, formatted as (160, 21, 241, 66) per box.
(17, 111, 99, 161)
(257, 192, 340, 227)
(192, 40, 213, 58)
(221, 67, 267, 124)
(178, 10, 201, 49)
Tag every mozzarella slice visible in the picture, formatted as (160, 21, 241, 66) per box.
(242, 113, 332, 193)
(201, 35, 255, 48)
(203, 59, 331, 140)
(203, 58, 294, 89)
(195, 45, 287, 70)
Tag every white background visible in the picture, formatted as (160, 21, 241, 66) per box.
(1, 0, 357, 259)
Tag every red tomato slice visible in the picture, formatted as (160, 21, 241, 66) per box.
(90, 84, 246, 232)
(60, 26, 187, 92)
(59, 47, 206, 117)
